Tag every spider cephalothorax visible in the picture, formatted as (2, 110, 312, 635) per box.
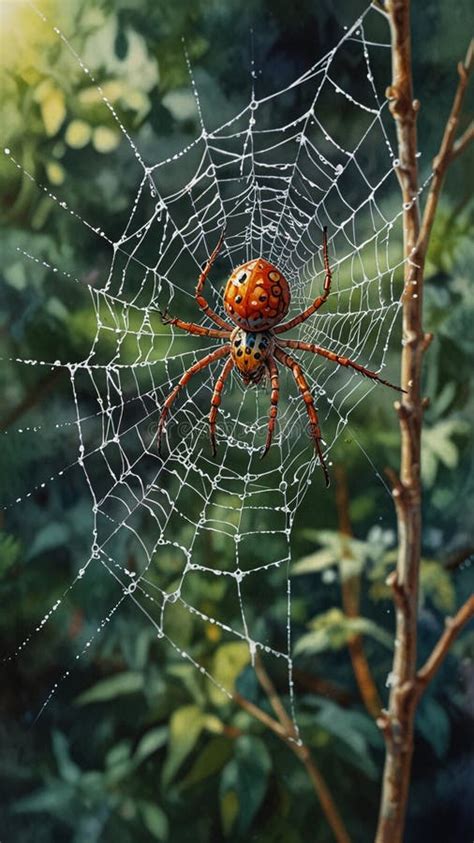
(158, 227, 404, 486)
(230, 328, 273, 383)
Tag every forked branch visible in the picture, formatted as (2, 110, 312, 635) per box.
(415, 595, 474, 696)
(233, 655, 352, 843)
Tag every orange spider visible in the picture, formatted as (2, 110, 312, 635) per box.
(158, 228, 404, 486)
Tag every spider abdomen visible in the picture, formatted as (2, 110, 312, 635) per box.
(224, 259, 290, 331)
(230, 328, 272, 379)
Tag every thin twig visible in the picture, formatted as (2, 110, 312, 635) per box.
(416, 40, 474, 260)
(232, 691, 289, 742)
(416, 595, 474, 695)
(0, 368, 66, 432)
(334, 466, 382, 719)
(234, 658, 352, 843)
(450, 120, 474, 161)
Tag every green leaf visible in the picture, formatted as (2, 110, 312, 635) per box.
(309, 700, 379, 778)
(416, 696, 450, 758)
(421, 420, 469, 487)
(162, 705, 205, 786)
(134, 726, 168, 763)
(220, 736, 271, 836)
(75, 671, 144, 705)
(52, 731, 80, 784)
(208, 642, 251, 706)
(292, 531, 368, 577)
(292, 548, 337, 575)
(27, 522, 70, 560)
(138, 801, 169, 840)
(294, 607, 393, 656)
(420, 560, 455, 613)
(220, 789, 239, 837)
(12, 782, 74, 814)
(105, 740, 132, 768)
(181, 736, 233, 788)
(0, 531, 21, 576)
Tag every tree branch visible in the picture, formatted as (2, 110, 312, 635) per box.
(416, 595, 474, 696)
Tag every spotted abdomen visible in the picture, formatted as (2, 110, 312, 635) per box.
(223, 259, 290, 331)
(230, 328, 272, 378)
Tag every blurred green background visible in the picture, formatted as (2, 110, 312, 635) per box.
(0, 1, 473, 841)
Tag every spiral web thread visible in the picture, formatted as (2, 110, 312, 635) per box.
(3, 3, 416, 734)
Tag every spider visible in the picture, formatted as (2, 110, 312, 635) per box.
(157, 227, 403, 486)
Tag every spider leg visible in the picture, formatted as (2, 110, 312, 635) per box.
(261, 354, 280, 459)
(274, 346, 330, 487)
(158, 345, 230, 454)
(279, 339, 406, 393)
(195, 228, 234, 330)
(209, 356, 234, 457)
(275, 227, 332, 334)
(158, 309, 231, 339)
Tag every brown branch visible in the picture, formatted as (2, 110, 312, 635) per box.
(234, 657, 352, 843)
(416, 40, 473, 260)
(293, 668, 353, 706)
(450, 120, 474, 161)
(375, 7, 473, 843)
(444, 545, 474, 572)
(335, 466, 382, 719)
(415, 595, 474, 696)
(254, 652, 296, 736)
(232, 691, 289, 742)
(0, 367, 66, 432)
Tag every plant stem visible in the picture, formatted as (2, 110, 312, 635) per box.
(375, 5, 472, 841)
(415, 595, 474, 696)
(334, 466, 382, 719)
(233, 654, 352, 843)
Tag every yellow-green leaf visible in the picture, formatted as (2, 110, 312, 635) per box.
(92, 126, 121, 153)
(41, 89, 66, 137)
(220, 789, 239, 837)
(162, 705, 205, 786)
(45, 161, 65, 186)
(208, 642, 251, 706)
(65, 119, 91, 149)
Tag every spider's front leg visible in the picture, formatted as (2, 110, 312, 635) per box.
(157, 345, 230, 454)
(158, 308, 231, 339)
(195, 227, 233, 330)
(275, 227, 332, 334)
(274, 346, 330, 487)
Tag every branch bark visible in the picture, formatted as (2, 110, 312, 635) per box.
(375, 6, 472, 842)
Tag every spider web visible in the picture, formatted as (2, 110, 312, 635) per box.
(2, 3, 417, 735)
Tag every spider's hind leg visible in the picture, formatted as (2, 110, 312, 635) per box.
(260, 355, 280, 459)
(274, 346, 330, 487)
(209, 356, 234, 457)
